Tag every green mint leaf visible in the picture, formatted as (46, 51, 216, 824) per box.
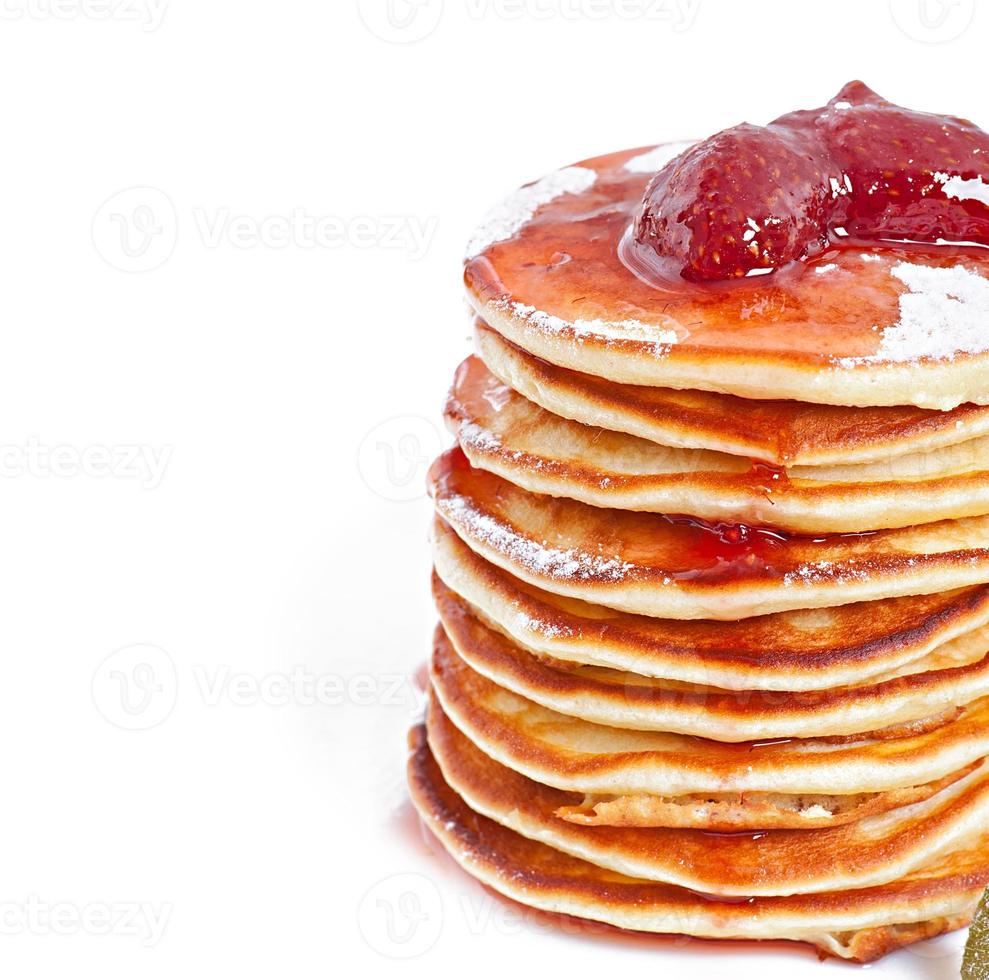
(963, 886, 989, 979)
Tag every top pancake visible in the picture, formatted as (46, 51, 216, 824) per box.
(465, 144, 989, 409)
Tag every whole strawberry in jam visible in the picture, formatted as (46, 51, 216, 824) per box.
(634, 81, 989, 282)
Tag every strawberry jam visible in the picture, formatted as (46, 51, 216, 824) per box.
(662, 516, 790, 583)
(634, 81, 989, 282)
(429, 447, 879, 587)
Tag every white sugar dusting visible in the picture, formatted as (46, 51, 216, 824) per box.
(494, 299, 678, 353)
(623, 141, 696, 174)
(437, 493, 633, 583)
(837, 261, 989, 365)
(783, 562, 870, 587)
(465, 166, 597, 259)
(510, 607, 573, 640)
(934, 172, 989, 207)
(457, 421, 501, 452)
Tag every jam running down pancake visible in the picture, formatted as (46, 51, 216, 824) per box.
(408, 82, 989, 963)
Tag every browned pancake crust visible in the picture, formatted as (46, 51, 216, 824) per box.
(553, 764, 978, 831)
(434, 578, 989, 740)
(474, 321, 989, 466)
(408, 724, 989, 961)
(430, 628, 989, 797)
(424, 698, 989, 897)
(433, 517, 989, 690)
(450, 349, 989, 533)
(431, 448, 989, 620)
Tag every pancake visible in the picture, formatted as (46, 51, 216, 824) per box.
(434, 582, 989, 740)
(431, 448, 989, 621)
(433, 519, 989, 691)
(431, 626, 989, 830)
(464, 144, 989, 409)
(409, 724, 989, 961)
(552, 771, 978, 831)
(448, 352, 989, 533)
(425, 700, 989, 897)
(475, 320, 989, 467)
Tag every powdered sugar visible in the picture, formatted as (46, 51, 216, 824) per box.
(935, 172, 989, 207)
(624, 141, 696, 174)
(509, 607, 574, 641)
(837, 261, 989, 365)
(457, 421, 502, 453)
(465, 166, 598, 259)
(783, 561, 870, 587)
(493, 298, 678, 353)
(437, 493, 633, 584)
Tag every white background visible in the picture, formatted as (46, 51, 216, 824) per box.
(0, 0, 984, 977)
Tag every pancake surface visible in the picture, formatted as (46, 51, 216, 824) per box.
(449, 351, 989, 533)
(475, 321, 989, 466)
(411, 103, 989, 963)
(431, 448, 989, 620)
(409, 724, 989, 961)
(430, 629, 989, 797)
(433, 520, 989, 691)
(465, 145, 989, 409)
(434, 578, 989, 739)
(425, 697, 989, 896)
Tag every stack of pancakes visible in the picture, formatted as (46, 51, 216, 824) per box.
(407, 143, 989, 962)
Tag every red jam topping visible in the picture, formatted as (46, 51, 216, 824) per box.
(664, 516, 790, 582)
(634, 81, 989, 282)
